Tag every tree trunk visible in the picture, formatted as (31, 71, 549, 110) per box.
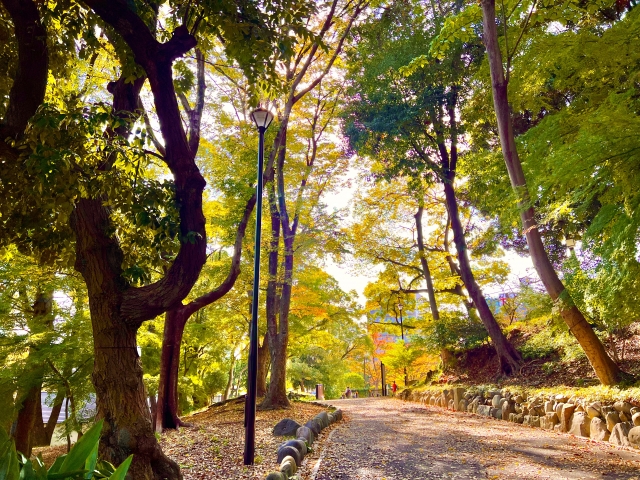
(13, 290, 53, 455)
(480, 0, 624, 385)
(263, 335, 289, 408)
(414, 205, 441, 323)
(223, 355, 237, 401)
(156, 309, 189, 432)
(262, 237, 292, 409)
(156, 195, 254, 431)
(43, 392, 64, 445)
(14, 383, 41, 455)
(256, 334, 270, 397)
(442, 180, 522, 375)
(73, 199, 182, 480)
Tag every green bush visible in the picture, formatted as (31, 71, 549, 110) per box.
(0, 419, 132, 479)
(519, 324, 586, 362)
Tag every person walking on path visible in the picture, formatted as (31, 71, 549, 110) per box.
(391, 381, 397, 396)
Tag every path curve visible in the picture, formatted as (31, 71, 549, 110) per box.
(305, 397, 640, 480)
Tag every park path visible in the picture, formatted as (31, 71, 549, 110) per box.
(305, 397, 640, 480)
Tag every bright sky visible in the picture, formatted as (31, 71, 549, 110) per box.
(320, 169, 540, 305)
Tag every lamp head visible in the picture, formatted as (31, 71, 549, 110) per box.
(397, 303, 403, 311)
(250, 107, 275, 130)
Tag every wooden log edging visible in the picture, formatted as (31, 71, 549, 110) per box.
(265, 407, 343, 480)
(400, 386, 640, 448)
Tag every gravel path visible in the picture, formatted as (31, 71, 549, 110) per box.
(305, 397, 640, 480)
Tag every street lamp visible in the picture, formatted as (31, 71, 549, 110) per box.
(244, 106, 274, 466)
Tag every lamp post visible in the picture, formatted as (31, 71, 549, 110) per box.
(244, 106, 274, 465)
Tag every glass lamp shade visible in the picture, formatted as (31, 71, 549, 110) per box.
(397, 303, 403, 311)
(250, 107, 275, 129)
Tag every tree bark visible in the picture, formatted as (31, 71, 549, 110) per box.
(13, 291, 53, 455)
(256, 334, 270, 397)
(156, 309, 189, 432)
(442, 180, 522, 374)
(155, 194, 255, 431)
(223, 355, 237, 401)
(480, 0, 625, 384)
(72, 199, 182, 480)
(414, 205, 440, 323)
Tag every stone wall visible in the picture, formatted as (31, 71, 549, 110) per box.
(401, 387, 640, 448)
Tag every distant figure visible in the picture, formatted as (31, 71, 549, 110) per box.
(345, 386, 352, 398)
(354, 390, 358, 398)
(391, 381, 397, 396)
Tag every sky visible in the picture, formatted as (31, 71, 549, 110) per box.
(320, 168, 539, 306)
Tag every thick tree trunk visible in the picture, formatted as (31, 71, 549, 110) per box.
(256, 334, 270, 397)
(262, 213, 293, 408)
(14, 383, 41, 455)
(156, 309, 189, 432)
(480, 0, 624, 385)
(73, 199, 182, 480)
(442, 180, 522, 375)
(263, 334, 289, 408)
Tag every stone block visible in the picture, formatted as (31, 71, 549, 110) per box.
(554, 402, 564, 417)
(448, 399, 455, 410)
(277, 446, 302, 466)
(614, 401, 633, 415)
(502, 400, 516, 420)
(523, 415, 540, 427)
(590, 417, 610, 441)
(452, 387, 465, 411)
(568, 411, 590, 437)
(632, 412, 640, 427)
(459, 399, 468, 412)
(266, 472, 286, 480)
(296, 426, 314, 445)
(555, 394, 569, 403)
(544, 401, 555, 413)
(610, 422, 633, 447)
(279, 455, 297, 475)
(274, 418, 302, 436)
(490, 407, 502, 420)
(477, 405, 491, 416)
(540, 412, 559, 430)
(587, 402, 601, 419)
(560, 403, 576, 433)
(492, 395, 502, 408)
(606, 411, 620, 433)
(628, 426, 640, 447)
(279, 439, 307, 457)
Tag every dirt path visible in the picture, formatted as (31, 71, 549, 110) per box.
(304, 397, 640, 480)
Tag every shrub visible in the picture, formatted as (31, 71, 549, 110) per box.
(0, 419, 132, 479)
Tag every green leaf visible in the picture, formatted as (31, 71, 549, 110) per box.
(83, 441, 99, 479)
(58, 420, 103, 474)
(0, 426, 20, 480)
(47, 469, 89, 479)
(47, 456, 66, 475)
(107, 456, 132, 480)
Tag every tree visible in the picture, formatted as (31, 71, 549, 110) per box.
(0, 0, 315, 476)
(343, 0, 522, 374)
(260, 0, 367, 407)
(477, 0, 626, 383)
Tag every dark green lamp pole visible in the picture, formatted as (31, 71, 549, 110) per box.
(244, 106, 274, 465)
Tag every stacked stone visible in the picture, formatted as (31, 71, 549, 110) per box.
(266, 409, 343, 479)
(415, 387, 640, 449)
